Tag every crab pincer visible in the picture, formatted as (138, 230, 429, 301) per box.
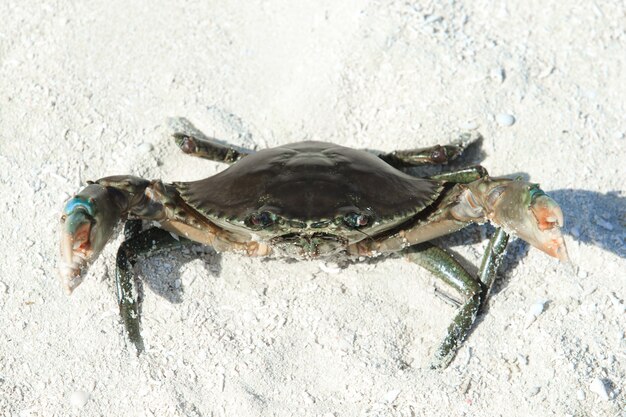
(458, 178, 569, 262)
(59, 183, 125, 294)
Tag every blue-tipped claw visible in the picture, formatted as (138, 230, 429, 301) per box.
(59, 184, 123, 294)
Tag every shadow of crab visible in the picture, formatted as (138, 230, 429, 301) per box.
(550, 189, 625, 259)
(134, 246, 223, 305)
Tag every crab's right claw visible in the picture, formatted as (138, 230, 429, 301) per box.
(527, 191, 569, 261)
(490, 181, 569, 262)
(59, 184, 123, 294)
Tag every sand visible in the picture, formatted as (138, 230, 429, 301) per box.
(0, 1, 624, 416)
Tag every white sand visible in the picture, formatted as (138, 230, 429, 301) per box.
(1, 1, 624, 415)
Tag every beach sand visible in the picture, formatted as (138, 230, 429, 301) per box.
(0, 1, 624, 415)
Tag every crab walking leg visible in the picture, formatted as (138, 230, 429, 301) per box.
(478, 227, 509, 290)
(123, 218, 143, 241)
(168, 117, 252, 164)
(407, 228, 510, 369)
(404, 243, 484, 368)
(378, 132, 481, 168)
(429, 165, 488, 183)
(116, 223, 195, 353)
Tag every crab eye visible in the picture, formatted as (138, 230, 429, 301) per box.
(343, 212, 370, 228)
(245, 211, 276, 229)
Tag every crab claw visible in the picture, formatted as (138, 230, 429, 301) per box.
(59, 184, 123, 294)
(486, 180, 569, 262)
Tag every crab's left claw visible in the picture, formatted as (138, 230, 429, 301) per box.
(487, 180, 569, 262)
(59, 184, 123, 294)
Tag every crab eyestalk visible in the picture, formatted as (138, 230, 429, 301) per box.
(466, 178, 569, 262)
(59, 184, 124, 294)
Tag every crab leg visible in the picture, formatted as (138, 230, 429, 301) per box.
(60, 174, 262, 291)
(478, 227, 510, 289)
(405, 228, 510, 368)
(60, 174, 263, 351)
(378, 132, 481, 168)
(348, 174, 566, 368)
(428, 165, 488, 183)
(404, 243, 484, 368)
(59, 175, 208, 294)
(352, 176, 568, 262)
(168, 117, 252, 164)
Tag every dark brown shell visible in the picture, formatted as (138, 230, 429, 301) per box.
(175, 141, 443, 223)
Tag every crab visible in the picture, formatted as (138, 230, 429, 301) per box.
(59, 117, 568, 368)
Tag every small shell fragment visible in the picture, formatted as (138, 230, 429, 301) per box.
(137, 142, 154, 153)
(69, 390, 90, 408)
(524, 299, 547, 328)
(496, 113, 516, 126)
(490, 67, 505, 83)
(589, 378, 609, 401)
